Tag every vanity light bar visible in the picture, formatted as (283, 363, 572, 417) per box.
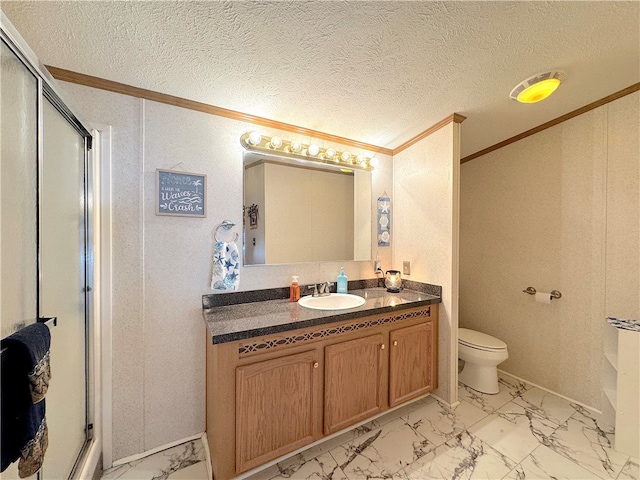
(240, 132, 376, 172)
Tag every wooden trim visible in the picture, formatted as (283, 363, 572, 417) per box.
(392, 113, 467, 156)
(51, 66, 637, 164)
(45, 65, 394, 156)
(461, 83, 640, 164)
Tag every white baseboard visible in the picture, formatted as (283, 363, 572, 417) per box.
(201, 433, 212, 480)
(497, 369, 602, 415)
(430, 392, 460, 409)
(111, 433, 205, 467)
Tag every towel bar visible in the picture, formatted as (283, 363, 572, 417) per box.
(37, 317, 57, 327)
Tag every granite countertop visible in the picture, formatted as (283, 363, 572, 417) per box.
(203, 282, 441, 344)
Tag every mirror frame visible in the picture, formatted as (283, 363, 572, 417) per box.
(242, 151, 372, 266)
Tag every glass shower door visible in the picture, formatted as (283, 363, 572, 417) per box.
(0, 38, 39, 480)
(2, 25, 93, 479)
(0, 41, 38, 339)
(39, 98, 89, 479)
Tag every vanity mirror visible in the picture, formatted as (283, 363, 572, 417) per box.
(243, 152, 372, 265)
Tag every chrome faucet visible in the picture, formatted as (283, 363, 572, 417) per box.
(319, 281, 334, 295)
(308, 282, 334, 297)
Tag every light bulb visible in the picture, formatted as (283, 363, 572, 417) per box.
(247, 131, 262, 146)
(270, 136, 283, 149)
(289, 141, 302, 153)
(356, 154, 366, 165)
(369, 156, 379, 167)
(308, 144, 320, 156)
(340, 151, 351, 163)
(325, 148, 336, 159)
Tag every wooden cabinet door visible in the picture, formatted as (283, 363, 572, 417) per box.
(389, 322, 434, 407)
(324, 334, 384, 435)
(236, 350, 319, 473)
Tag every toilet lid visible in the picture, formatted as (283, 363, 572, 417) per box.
(459, 328, 507, 351)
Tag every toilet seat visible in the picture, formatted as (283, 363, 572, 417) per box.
(459, 328, 507, 351)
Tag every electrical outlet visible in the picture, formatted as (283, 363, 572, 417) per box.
(403, 261, 411, 275)
(374, 259, 382, 273)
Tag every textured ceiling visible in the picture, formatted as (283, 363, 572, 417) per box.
(2, 1, 639, 158)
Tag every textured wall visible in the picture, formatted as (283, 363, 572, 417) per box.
(59, 81, 394, 462)
(459, 92, 639, 410)
(605, 94, 640, 320)
(392, 123, 460, 405)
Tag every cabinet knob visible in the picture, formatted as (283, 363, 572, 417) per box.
(313, 362, 319, 368)
(393, 340, 398, 346)
(380, 344, 385, 350)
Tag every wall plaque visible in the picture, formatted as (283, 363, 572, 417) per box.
(156, 169, 207, 217)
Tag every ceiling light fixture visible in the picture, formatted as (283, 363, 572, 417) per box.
(510, 71, 565, 104)
(240, 132, 375, 171)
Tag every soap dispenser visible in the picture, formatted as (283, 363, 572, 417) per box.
(290, 276, 300, 302)
(337, 267, 348, 293)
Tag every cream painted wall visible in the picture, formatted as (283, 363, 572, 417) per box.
(460, 92, 639, 410)
(393, 123, 461, 405)
(605, 93, 639, 319)
(58, 81, 394, 462)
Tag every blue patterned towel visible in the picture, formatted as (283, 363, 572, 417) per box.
(1, 322, 51, 477)
(211, 241, 240, 290)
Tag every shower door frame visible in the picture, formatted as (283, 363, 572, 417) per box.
(1, 13, 99, 479)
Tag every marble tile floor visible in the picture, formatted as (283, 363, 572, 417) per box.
(101, 439, 209, 480)
(103, 373, 639, 480)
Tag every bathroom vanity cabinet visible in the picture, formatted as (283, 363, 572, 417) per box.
(235, 350, 319, 472)
(204, 296, 439, 480)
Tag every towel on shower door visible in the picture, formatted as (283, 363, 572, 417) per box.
(211, 241, 240, 291)
(1, 322, 51, 478)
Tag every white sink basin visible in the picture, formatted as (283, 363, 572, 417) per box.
(298, 293, 366, 310)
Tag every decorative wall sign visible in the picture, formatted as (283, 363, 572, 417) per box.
(156, 169, 207, 217)
(377, 196, 390, 246)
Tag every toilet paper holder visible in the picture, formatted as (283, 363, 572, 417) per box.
(522, 286, 562, 299)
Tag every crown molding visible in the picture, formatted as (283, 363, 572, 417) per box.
(392, 113, 467, 156)
(45, 65, 394, 156)
(48, 65, 630, 164)
(461, 83, 640, 164)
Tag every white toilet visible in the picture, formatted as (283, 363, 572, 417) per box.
(458, 328, 508, 394)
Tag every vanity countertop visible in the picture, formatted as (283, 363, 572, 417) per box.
(203, 286, 441, 344)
